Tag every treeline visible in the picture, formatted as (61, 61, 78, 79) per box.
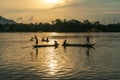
(0, 19, 120, 32)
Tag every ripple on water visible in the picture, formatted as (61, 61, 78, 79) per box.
(0, 33, 120, 80)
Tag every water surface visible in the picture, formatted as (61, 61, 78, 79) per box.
(0, 32, 120, 80)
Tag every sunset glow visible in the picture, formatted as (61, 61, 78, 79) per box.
(46, 0, 59, 3)
(0, 0, 119, 23)
(41, 0, 64, 6)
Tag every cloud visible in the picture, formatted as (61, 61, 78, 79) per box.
(52, 0, 120, 9)
(51, 0, 79, 9)
(0, 0, 120, 24)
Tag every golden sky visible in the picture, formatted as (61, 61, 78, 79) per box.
(0, 0, 120, 24)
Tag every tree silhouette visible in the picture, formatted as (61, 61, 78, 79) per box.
(0, 19, 120, 32)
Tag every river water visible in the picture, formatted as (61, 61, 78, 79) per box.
(0, 32, 120, 80)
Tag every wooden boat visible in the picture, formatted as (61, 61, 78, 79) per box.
(33, 44, 59, 48)
(62, 43, 95, 47)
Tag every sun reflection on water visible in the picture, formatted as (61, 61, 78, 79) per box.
(45, 47, 59, 75)
(30, 38, 77, 77)
(31, 46, 76, 77)
(48, 59, 58, 75)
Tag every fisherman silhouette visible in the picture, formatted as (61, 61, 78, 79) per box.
(46, 37, 49, 42)
(63, 40, 67, 45)
(54, 41, 58, 45)
(42, 37, 44, 41)
(35, 36, 38, 45)
(54, 41, 59, 48)
(86, 36, 90, 44)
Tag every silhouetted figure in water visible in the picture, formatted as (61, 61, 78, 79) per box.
(30, 37, 34, 41)
(62, 40, 67, 49)
(54, 41, 59, 48)
(46, 37, 49, 42)
(54, 41, 58, 45)
(41, 37, 49, 42)
(86, 36, 90, 44)
(54, 40, 58, 47)
(62, 40, 67, 45)
(35, 36, 38, 45)
(42, 37, 44, 41)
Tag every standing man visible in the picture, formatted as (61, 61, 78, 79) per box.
(86, 36, 90, 44)
(35, 35, 38, 45)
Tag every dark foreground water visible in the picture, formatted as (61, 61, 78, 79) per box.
(0, 32, 120, 80)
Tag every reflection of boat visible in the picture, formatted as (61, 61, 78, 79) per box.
(33, 44, 59, 48)
(62, 43, 95, 47)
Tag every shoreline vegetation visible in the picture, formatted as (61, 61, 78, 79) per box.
(0, 19, 120, 32)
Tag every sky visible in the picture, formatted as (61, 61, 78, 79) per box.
(0, 0, 120, 24)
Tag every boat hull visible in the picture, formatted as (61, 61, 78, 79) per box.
(62, 43, 95, 47)
(33, 44, 58, 48)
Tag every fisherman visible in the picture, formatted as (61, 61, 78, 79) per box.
(46, 37, 49, 42)
(86, 36, 90, 44)
(54, 41, 58, 46)
(42, 37, 44, 41)
(63, 40, 67, 45)
(35, 35, 38, 45)
(30, 37, 34, 41)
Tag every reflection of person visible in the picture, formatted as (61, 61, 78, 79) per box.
(35, 36, 38, 45)
(30, 48, 38, 62)
(35, 48, 38, 60)
(87, 47, 90, 57)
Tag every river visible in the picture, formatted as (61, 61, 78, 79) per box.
(0, 32, 120, 80)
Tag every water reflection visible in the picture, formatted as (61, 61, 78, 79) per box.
(29, 39, 96, 79)
(34, 48, 38, 61)
(44, 47, 59, 76)
(30, 47, 75, 77)
(30, 48, 38, 62)
(63, 46, 94, 58)
(86, 46, 95, 58)
(1, 33, 120, 80)
(87, 47, 90, 57)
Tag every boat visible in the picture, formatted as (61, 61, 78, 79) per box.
(62, 43, 95, 47)
(33, 44, 59, 48)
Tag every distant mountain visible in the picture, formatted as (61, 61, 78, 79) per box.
(0, 16, 16, 24)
